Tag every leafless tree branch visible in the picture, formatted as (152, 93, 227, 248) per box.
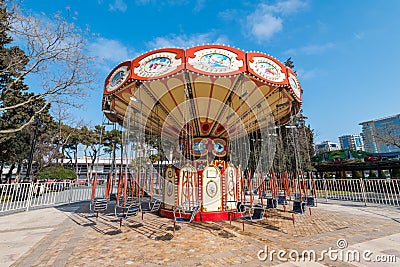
(1, 4, 95, 133)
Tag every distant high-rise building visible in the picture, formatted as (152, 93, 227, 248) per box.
(359, 114, 400, 153)
(315, 141, 340, 154)
(339, 134, 364, 151)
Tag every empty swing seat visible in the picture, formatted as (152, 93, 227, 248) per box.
(306, 196, 315, 206)
(240, 205, 266, 231)
(173, 202, 201, 232)
(90, 198, 108, 217)
(141, 198, 162, 219)
(227, 201, 246, 224)
(266, 198, 277, 209)
(115, 200, 140, 227)
(278, 195, 288, 205)
(293, 200, 306, 213)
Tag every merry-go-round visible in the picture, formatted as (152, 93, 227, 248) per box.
(97, 44, 309, 224)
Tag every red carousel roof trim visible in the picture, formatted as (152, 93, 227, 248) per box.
(131, 48, 185, 81)
(185, 44, 246, 76)
(104, 61, 132, 95)
(246, 52, 288, 86)
(286, 67, 302, 102)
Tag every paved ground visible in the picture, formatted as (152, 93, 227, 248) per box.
(1, 200, 399, 267)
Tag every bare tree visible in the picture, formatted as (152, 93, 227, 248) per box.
(50, 104, 85, 165)
(0, 3, 94, 134)
(79, 125, 103, 184)
(373, 123, 400, 151)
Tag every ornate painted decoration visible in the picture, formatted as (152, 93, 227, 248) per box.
(248, 57, 286, 83)
(145, 57, 171, 73)
(191, 138, 208, 156)
(228, 179, 235, 196)
(288, 73, 301, 101)
(182, 181, 193, 197)
(187, 48, 244, 74)
(167, 180, 173, 196)
(212, 139, 227, 157)
(106, 65, 130, 92)
(206, 180, 218, 198)
(133, 52, 182, 79)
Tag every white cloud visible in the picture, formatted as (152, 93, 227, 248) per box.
(109, 0, 128, 12)
(270, 0, 308, 14)
(301, 43, 334, 55)
(134, 0, 189, 6)
(284, 42, 335, 55)
(135, 0, 154, 5)
(297, 68, 318, 80)
(354, 32, 365, 40)
(193, 0, 206, 12)
(248, 13, 283, 41)
(218, 9, 239, 21)
(245, 0, 307, 42)
(87, 37, 132, 68)
(146, 33, 229, 49)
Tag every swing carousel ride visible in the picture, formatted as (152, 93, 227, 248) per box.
(101, 44, 303, 221)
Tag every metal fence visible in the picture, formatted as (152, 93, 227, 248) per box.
(314, 178, 400, 206)
(1, 178, 399, 214)
(250, 178, 400, 207)
(0, 181, 106, 214)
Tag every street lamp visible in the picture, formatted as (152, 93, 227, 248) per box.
(26, 116, 40, 182)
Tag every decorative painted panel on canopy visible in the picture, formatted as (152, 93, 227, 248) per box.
(102, 45, 302, 138)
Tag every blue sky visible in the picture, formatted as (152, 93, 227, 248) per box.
(20, 0, 400, 144)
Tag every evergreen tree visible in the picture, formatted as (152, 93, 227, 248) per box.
(0, 1, 30, 139)
(272, 58, 315, 174)
(1, 1, 93, 134)
(0, 1, 52, 181)
(284, 57, 295, 71)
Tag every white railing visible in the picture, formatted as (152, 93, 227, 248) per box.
(1, 179, 399, 214)
(0, 181, 106, 214)
(314, 178, 400, 206)
(248, 177, 400, 207)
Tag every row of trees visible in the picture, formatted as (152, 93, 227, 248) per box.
(271, 58, 315, 175)
(0, 1, 123, 183)
(0, 115, 122, 183)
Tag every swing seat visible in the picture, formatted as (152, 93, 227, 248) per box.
(292, 200, 306, 213)
(173, 202, 201, 232)
(115, 200, 140, 226)
(240, 205, 266, 230)
(227, 201, 246, 224)
(141, 198, 162, 213)
(241, 205, 265, 221)
(117, 196, 137, 206)
(140, 199, 162, 219)
(306, 196, 315, 206)
(90, 197, 108, 213)
(266, 198, 277, 209)
(278, 195, 288, 205)
(174, 206, 199, 223)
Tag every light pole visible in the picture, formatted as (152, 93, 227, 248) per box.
(26, 116, 40, 182)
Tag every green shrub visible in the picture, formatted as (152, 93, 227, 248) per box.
(38, 166, 77, 180)
(352, 170, 363, 179)
(391, 168, 400, 178)
(368, 170, 377, 178)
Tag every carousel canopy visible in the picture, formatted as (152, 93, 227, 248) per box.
(102, 45, 302, 140)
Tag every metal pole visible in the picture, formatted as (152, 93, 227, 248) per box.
(360, 178, 367, 206)
(322, 177, 328, 202)
(26, 117, 39, 181)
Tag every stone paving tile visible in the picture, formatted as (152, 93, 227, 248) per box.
(10, 201, 400, 267)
